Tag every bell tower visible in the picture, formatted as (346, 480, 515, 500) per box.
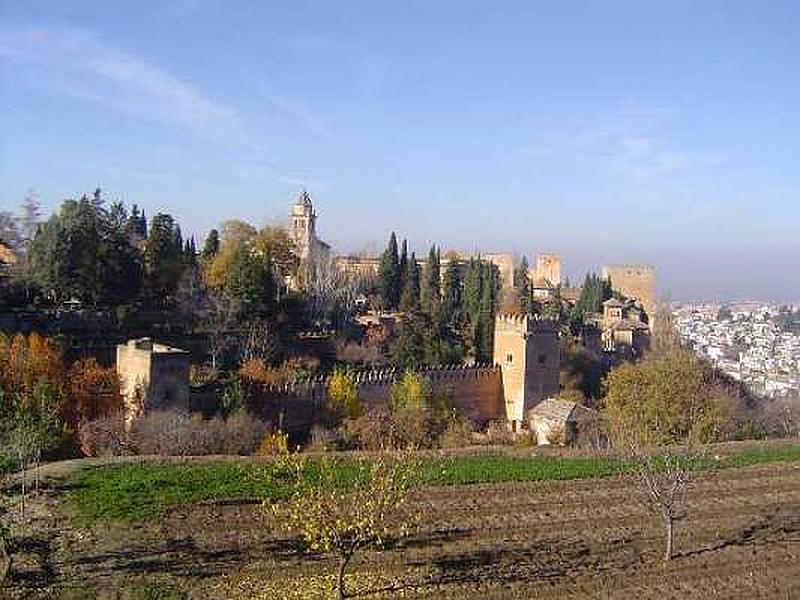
(290, 189, 316, 260)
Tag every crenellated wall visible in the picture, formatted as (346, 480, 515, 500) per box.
(258, 364, 504, 427)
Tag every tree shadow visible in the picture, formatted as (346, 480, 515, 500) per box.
(678, 509, 800, 558)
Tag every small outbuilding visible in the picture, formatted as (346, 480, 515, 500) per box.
(528, 398, 597, 445)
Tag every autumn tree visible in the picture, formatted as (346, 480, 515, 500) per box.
(603, 349, 723, 561)
(327, 370, 362, 420)
(66, 358, 123, 428)
(271, 454, 418, 600)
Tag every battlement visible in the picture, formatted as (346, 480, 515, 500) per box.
(494, 313, 559, 334)
(264, 363, 500, 395)
(602, 264, 655, 275)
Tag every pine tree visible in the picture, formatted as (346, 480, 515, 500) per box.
(378, 232, 400, 309)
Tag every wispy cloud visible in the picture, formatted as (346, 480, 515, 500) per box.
(0, 25, 256, 148)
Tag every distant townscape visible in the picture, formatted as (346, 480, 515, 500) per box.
(675, 303, 800, 399)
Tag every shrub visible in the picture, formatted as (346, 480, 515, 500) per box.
(327, 370, 362, 420)
(513, 430, 538, 448)
(343, 406, 452, 451)
(306, 425, 346, 452)
(439, 416, 475, 449)
(77, 412, 130, 457)
(485, 420, 514, 445)
(546, 425, 566, 446)
(256, 430, 289, 456)
(390, 371, 429, 411)
(131, 409, 267, 456)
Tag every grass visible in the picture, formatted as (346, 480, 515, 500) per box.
(67, 442, 800, 524)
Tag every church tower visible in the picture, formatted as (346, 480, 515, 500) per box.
(290, 189, 316, 261)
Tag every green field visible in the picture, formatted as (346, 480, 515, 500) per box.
(66, 443, 800, 524)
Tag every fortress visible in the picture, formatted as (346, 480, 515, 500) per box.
(118, 313, 560, 433)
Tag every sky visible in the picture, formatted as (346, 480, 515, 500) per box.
(1, 1, 799, 302)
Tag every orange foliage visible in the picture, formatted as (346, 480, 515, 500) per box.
(238, 358, 294, 386)
(0, 332, 65, 407)
(67, 358, 124, 427)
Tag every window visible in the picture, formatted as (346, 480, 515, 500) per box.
(506, 353, 513, 363)
(537, 354, 547, 366)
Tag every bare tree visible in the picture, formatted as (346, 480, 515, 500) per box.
(627, 446, 700, 561)
(604, 349, 721, 561)
(304, 253, 369, 330)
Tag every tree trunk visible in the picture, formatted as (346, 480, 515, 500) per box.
(337, 554, 352, 599)
(0, 536, 11, 585)
(664, 514, 674, 561)
(19, 454, 26, 520)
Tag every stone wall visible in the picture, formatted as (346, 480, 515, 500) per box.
(602, 264, 656, 317)
(259, 364, 504, 429)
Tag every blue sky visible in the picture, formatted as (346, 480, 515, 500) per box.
(1, 1, 799, 301)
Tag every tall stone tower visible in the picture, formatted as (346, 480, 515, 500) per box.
(601, 264, 656, 317)
(535, 254, 562, 286)
(290, 189, 317, 261)
(493, 314, 560, 430)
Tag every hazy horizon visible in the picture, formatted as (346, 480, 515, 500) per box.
(2, 1, 798, 302)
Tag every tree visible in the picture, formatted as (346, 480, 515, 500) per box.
(327, 370, 361, 420)
(145, 213, 184, 301)
(29, 197, 142, 305)
(271, 454, 418, 600)
(378, 232, 400, 309)
(420, 246, 441, 318)
(399, 252, 420, 312)
(391, 371, 429, 411)
(441, 254, 462, 329)
(201, 229, 220, 262)
(66, 358, 123, 429)
(223, 243, 276, 318)
(512, 255, 532, 315)
(603, 350, 723, 560)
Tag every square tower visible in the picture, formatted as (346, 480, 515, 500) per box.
(116, 338, 190, 421)
(493, 314, 560, 430)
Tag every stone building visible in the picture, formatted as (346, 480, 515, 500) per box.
(528, 398, 595, 445)
(601, 297, 650, 357)
(493, 314, 560, 431)
(116, 338, 191, 420)
(602, 264, 656, 317)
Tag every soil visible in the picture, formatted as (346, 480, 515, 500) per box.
(3, 457, 800, 599)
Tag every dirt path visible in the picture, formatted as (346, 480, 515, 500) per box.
(4, 458, 800, 599)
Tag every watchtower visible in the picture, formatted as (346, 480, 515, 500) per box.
(493, 314, 560, 431)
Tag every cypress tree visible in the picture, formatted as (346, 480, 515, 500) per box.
(421, 245, 441, 318)
(513, 255, 532, 315)
(201, 229, 220, 262)
(441, 256, 462, 329)
(400, 252, 421, 312)
(378, 232, 400, 309)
